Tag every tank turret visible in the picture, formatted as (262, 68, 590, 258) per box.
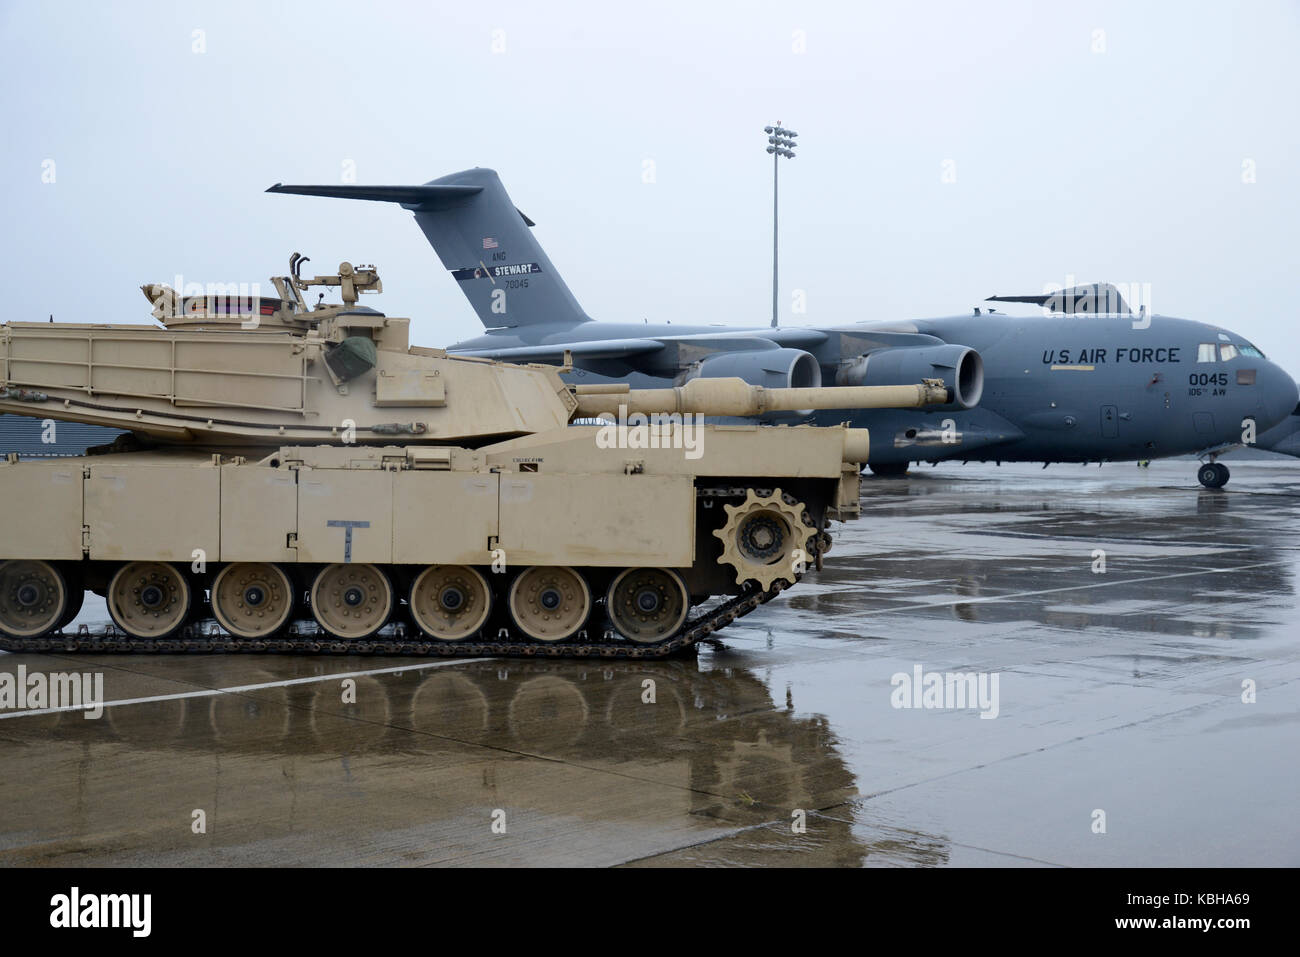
(0, 258, 948, 448)
(0, 257, 945, 657)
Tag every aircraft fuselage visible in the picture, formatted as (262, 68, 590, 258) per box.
(452, 312, 1298, 466)
(821, 313, 1295, 465)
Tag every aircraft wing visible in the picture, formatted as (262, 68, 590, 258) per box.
(452, 338, 667, 362)
(677, 327, 830, 349)
(450, 324, 962, 385)
(679, 325, 948, 352)
(1255, 413, 1300, 457)
(644, 333, 813, 352)
(451, 333, 797, 369)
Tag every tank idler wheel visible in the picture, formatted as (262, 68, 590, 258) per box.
(0, 559, 71, 638)
(606, 567, 690, 644)
(310, 563, 394, 640)
(212, 563, 295, 639)
(508, 566, 591, 643)
(409, 565, 492, 641)
(712, 488, 812, 591)
(107, 561, 192, 639)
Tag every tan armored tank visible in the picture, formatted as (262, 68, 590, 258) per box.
(0, 257, 949, 657)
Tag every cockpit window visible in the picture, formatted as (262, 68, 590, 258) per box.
(1219, 344, 1239, 361)
(1197, 343, 1217, 362)
(1239, 343, 1265, 358)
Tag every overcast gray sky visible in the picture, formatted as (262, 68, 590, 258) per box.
(3, 1, 1298, 373)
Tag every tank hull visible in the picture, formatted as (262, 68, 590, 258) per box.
(0, 426, 861, 655)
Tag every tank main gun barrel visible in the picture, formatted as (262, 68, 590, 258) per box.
(571, 377, 951, 418)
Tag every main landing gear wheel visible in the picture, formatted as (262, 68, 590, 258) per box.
(1198, 462, 1230, 489)
(606, 567, 689, 644)
(713, 488, 812, 590)
(508, 566, 591, 642)
(409, 565, 492, 641)
(211, 563, 295, 639)
(107, 561, 191, 639)
(0, 559, 70, 639)
(310, 563, 393, 640)
(868, 462, 909, 477)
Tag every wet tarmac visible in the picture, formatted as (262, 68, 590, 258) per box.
(2, 459, 1298, 867)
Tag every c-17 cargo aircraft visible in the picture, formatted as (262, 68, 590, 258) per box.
(268, 168, 1298, 488)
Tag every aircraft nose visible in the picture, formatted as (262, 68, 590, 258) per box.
(1254, 360, 1299, 431)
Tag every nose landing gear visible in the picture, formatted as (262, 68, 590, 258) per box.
(1197, 461, 1230, 488)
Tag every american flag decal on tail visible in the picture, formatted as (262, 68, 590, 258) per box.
(482, 237, 498, 249)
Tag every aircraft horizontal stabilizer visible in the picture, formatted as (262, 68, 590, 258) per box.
(266, 182, 483, 210)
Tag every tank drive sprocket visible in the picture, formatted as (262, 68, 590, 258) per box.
(712, 488, 816, 591)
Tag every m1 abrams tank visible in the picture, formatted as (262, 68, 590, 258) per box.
(0, 256, 949, 658)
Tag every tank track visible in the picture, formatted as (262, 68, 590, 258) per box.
(0, 579, 790, 659)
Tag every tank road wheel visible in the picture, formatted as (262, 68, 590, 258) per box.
(508, 566, 591, 643)
(107, 562, 191, 639)
(0, 560, 71, 639)
(409, 565, 492, 641)
(211, 563, 295, 639)
(310, 564, 394, 640)
(606, 568, 690, 644)
(713, 488, 812, 591)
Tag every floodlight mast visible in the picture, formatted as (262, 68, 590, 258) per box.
(764, 123, 798, 328)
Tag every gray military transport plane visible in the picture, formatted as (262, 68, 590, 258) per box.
(267, 168, 1298, 488)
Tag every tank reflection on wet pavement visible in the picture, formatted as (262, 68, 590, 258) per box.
(1, 461, 1297, 866)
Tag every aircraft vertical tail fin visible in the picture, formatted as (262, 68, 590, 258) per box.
(267, 168, 591, 328)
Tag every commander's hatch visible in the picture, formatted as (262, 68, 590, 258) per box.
(145, 252, 386, 331)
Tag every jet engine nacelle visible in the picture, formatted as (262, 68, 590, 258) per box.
(836, 344, 983, 409)
(684, 348, 822, 390)
(681, 348, 822, 422)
